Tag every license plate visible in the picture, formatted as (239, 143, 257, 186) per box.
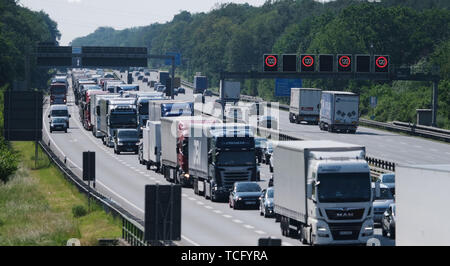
(339, 231, 353, 236)
(245, 201, 256, 205)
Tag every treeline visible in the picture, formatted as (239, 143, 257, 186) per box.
(72, 0, 450, 128)
(0, 0, 61, 182)
(0, 0, 60, 90)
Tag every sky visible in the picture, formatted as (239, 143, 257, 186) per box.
(18, 0, 268, 45)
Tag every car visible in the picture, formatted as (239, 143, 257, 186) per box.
(138, 75, 144, 81)
(229, 182, 262, 210)
(113, 129, 140, 155)
(255, 137, 268, 164)
(259, 187, 274, 218)
(143, 78, 148, 83)
(177, 87, 185, 94)
(50, 117, 68, 133)
(135, 72, 140, 77)
(203, 89, 213, 97)
(372, 183, 395, 225)
(382, 203, 396, 239)
(258, 115, 278, 130)
(379, 173, 395, 195)
(144, 72, 150, 76)
(156, 85, 166, 92)
(263, 141, 273, 165)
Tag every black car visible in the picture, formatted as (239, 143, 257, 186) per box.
(178, 87, 185, 94)
(259, 187, 274, 218)
(113, 129, 139, 154)
(229, 182, 261, 210)
(382, 204, 396, 239)
(138, 75, 144, 81)
(143, 78, 148, 83)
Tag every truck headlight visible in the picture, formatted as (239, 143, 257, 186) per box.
(118, 142, 124, 145)
(317, 226, 329, 238)
(237, 197, 242, 201)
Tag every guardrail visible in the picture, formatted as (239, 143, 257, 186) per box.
(39, 139, 151, 246)
(360, 119, 450, 143)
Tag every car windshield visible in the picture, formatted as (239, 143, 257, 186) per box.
(217, 151, 255, 166)
(382, 174, 395, 183)
(118, 130, 138, 139)
(236, 183, 261, 192)
(318, 172, 371, 203)
(51, 110, 68, 117)
(375, 188, 394, 200)
(50, 86, 66, 94)
(52, 118, 66, 123)
(267, 189, 274, 198)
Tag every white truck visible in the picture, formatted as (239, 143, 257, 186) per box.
(319, 91, 359, 133)
(142, 121, 161, 172)
(91, 94, 120, 138)
(396, 164, 450, 246)
(273, 140, 374, 245)
(289, 88, 322, 125)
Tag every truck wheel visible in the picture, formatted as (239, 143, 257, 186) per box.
(382, 227, 387, 237)
(289, 113, 294, 123)
(65, 129, 67, 133)
(328, 125, 334, 133)
(146, 162, 150, 170)
(299, 225, 308, 245)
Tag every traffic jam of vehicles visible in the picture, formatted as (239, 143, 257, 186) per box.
(48, 68, 396, 245)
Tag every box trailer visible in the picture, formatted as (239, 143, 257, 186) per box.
(142, 121, 162, 172)
(319, 91, 359, 133)
(289, 88, 322, 125)
(396, 164, 450, 246)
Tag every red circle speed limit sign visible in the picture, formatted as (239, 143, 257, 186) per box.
(265, 55, 277, 67)
(302, 55, 314, 67)
(376, 56, 388, 68)
(339, 56, 351, 68)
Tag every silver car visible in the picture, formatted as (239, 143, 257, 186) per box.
(372, 183, 395, 224)
(379, 173, 395, 195)
(50, 117, 68, 133)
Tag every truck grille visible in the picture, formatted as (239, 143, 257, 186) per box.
(328, 222, 362, 241)
(221, 171, 251, 190)
(325, 208, 365, 220)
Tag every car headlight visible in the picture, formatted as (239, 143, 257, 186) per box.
(237, 197, 242, 201)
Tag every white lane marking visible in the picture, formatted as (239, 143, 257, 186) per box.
(214, 210, 222, 214)
(223, 214, 232, 219)
(188, 197, 196, 201)
(181, 235, 200, 247)
(430, 149, 438, 152)
(243, 225, 255, 229)
(255, 230, 266, 235)
(232, 219, 243, 224)
(182, 194, 188, 197)
(204, 205, 213, 209)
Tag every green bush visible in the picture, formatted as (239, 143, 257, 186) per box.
(72, 205, 88, 218)
(0, 140, 18, 183)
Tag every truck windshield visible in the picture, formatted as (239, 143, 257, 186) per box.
(217, 151, 255, 166)
(317, 172, 371, 203)
(51, 110, 68, 117)
(110, 114, 137, 127)
(139, 102, 149, 115)
(118, 131, 138, 139)
(51, 86, 66, 95)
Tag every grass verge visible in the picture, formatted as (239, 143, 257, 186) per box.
(0, 142, 121, 246)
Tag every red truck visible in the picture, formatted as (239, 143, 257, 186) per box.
(50, 83, 67, 105)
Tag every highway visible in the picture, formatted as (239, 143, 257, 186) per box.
(165, 76, 450, 166)
(42, 72, 397, 246)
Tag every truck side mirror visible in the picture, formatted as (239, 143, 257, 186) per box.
(48, 114, 50, 118)
(375, 182, 381, 199)
(306, 183, 313, 199)
(154, 147, 158, 155)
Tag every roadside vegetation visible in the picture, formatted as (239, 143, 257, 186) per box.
(0, 142, 121, 246)
(72, 0, 450, 128)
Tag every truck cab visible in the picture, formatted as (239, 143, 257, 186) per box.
(113, 129, 139, 154)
